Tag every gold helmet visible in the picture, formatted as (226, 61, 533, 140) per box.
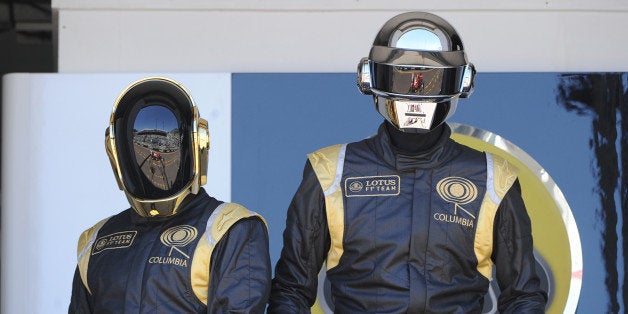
(105, 77, 210, 217)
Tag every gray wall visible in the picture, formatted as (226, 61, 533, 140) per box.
(52, 0, 628, 72)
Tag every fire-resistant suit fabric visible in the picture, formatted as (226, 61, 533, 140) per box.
(68, 188, 271, 313)
(269, 122, 547, 313)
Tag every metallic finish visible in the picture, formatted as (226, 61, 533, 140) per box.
(105, 77, 210, 217)
(374, 96, 454, 134)
(357, 58, 373, 95)
(460, 63, 476, 98)
(370, 63, 469, 99)
(450, 122, 583, 314)
(372, 12, 463, 51)
(130, 104, 186, 196)
(357, 12, 476, 132)
(197, 114, 210, 186)
(369, 46, 467, 67)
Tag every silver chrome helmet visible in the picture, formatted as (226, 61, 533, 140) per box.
(105, 77, 210, 217)
(357, 12, 475, 133)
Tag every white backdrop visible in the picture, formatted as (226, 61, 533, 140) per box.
(1, 73, 231, 313)
(52, 0, 628, 72)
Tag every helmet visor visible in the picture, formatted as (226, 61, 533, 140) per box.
(114, 93, 194, 199)
(371, 63, 468, 99)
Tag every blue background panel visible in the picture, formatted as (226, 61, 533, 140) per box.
(232, 73, 381, 266)
(232, 72, 619, 313)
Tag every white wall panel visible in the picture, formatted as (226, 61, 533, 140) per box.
(52, 1, 628, 72)
(1, 73, 231, 313)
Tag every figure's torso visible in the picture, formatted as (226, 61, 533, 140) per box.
(314, 135, 496, 313)
(85, 196, 221, 313)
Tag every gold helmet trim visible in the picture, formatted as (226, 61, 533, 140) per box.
(104, 77, 210, 217)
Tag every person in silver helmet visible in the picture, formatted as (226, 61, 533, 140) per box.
(269, 12, 547, 313)
(69, 77, 271, 313)
(357, 11, 475, 134)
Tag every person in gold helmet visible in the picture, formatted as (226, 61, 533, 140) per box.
(269, 12, 547, 313)
(69, 77, 271, 313)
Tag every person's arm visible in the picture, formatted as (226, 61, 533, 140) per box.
(268, 160, 331, 314)
(492, 179, 548, 313)
(207, 217, 272, 314)
(68, 266, 92, 313)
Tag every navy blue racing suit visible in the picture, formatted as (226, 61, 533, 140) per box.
(269, 123, 547, 313)
(69, 188, 271, 313)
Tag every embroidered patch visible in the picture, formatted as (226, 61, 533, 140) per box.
(92, 231, 137, 255)
(436, 176, 478, 211)
(433, 176, 479, 228)
(159, 225, 198, 259)
(344, 175, 400, 197)
(146, 225, 199, 268)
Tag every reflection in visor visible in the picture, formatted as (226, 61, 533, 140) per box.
(395, 28, 443, 51)
(131, 105, 183, 196)
(371, 63, 466, 98)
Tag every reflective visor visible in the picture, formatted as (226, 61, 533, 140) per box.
(370, 63, 467, 99)
(114, 94, 194, 199)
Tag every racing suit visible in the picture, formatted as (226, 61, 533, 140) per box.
(69, 188, 271, 313)
(269, 122, 547, 313)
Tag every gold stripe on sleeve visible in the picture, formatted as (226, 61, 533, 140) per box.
(474, 153, 519, 279)
(308, 144, 345, 270)
(190, 203, 266, 305)
(77, 217, 110, 295)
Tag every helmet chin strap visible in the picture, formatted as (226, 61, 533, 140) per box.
(385, 121, 447, 155)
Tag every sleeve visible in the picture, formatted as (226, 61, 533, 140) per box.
(267, 160, 331, 314)
(492, 179, 548, 313)
(68, 266, 92, 313)
(207, 216, 271, 314)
